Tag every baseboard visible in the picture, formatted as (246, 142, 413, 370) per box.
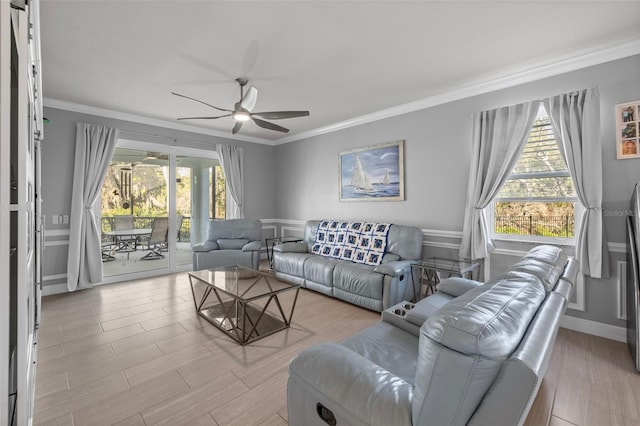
(561, 315, 627, 343)
(42, 283, 69, 296)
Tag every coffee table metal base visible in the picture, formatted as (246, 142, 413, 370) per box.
(191, 281, 299, 345)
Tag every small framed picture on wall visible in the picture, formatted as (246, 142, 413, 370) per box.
(616, 100, 640, 160)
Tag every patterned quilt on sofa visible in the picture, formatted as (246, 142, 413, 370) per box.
(310, 219, 391, 266)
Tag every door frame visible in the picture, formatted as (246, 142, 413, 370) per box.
(100, 138, 222, 284)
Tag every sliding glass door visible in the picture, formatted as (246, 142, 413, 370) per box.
(100, 140, 224, 282)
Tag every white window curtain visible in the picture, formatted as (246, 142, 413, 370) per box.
(544, 88, 609, 278)
(67, 123, 119, 291)
(216, 144, 245, 219)
(459, 101, 541, 259)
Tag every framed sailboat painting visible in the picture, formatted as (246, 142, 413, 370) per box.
(339, 140, 405, 202)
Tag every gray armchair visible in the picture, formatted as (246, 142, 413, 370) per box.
(192, 218, 262, 271)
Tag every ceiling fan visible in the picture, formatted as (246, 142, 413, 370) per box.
(171, 78, 310, 134)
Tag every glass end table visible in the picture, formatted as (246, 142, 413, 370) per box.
(189, 265, 300, 345)
(265, 236, 304, 268)
(410, 257, 481, 300)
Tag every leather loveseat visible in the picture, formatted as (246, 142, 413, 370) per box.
(192, 218, 262, 271)
(287, 245, 578, 426)
(272, 220, 423, 312)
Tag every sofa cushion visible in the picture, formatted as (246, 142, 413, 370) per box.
(192, 240, 219, 252)
(424, 271, 546, 359)
(303, 256, 342, 286)
(340, 321, 418, 384)
(272, 252, 313, 277)
(333, 262, 384, 299)
(217, 238, 249, 250)
(508, 245, 568, 291)
(207, 218, 261, 241)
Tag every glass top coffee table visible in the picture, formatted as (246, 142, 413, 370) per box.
(188, 265, 300, 345)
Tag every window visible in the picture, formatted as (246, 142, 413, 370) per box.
(493, 105, 578, 241)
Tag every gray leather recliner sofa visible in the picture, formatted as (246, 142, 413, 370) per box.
(287, 245, 578, 426)
(272, 220, 423, 312)
(192, 218, 262, 271)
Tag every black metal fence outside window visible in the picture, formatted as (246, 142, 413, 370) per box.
(495, 215, 574, 238)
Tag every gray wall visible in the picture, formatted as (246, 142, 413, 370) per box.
(41, 107, 276, 288)
(274, 55, 640, 328)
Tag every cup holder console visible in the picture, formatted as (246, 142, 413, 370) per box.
(382, 301, 420, 335)
(392, 303, 415, 317)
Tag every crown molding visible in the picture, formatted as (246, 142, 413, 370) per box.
(275, 38, 640, 145)
(43, 98, 272, 146)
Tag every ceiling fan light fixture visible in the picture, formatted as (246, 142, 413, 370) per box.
(172, 78, 309, 134)
(232, 110, 251, 122)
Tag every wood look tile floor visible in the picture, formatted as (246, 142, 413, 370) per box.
(35, 272, 640, 426)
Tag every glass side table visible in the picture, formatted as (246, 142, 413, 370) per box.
(410, 257, 481, 300)
(265, 236, 304, 269)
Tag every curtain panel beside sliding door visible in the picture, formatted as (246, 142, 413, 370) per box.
(67, 123, 119, 291)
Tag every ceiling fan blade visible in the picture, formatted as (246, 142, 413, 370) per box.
(170, 92, 232, 113)
(240, 86, 258, 112)
(251, 111, 310, 120)
(252, 117, 289, 133)
(176, 114, 231, 120)
(232, 121, 243, 134)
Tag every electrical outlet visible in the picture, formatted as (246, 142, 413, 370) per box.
(52, 215, 58, 225)
(62, 215, 69, 224)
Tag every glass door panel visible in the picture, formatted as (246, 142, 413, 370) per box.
(175, 155, 225, 268)
(101, 148, 169, 277)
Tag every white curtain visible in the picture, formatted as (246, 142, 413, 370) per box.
(460, 101, 541, 259)
(216, 144, 245, 218)
(544, 88, 609, 278)
(67, 123, 119, 291)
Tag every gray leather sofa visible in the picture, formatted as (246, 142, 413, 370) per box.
(287, 245, 578, 426)
(272, 220, 423, 312)
(192, 218, 262, 271)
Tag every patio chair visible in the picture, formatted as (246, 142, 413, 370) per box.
(101, 234, 116, 262)
(160, 215, 183, 252)
(141, 217, 169, 260)
(113, 214, 138, 252)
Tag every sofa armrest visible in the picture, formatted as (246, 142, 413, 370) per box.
(373, 260, 413, 277)
(437, 277, 483, 297)
(242, 240, 262, 252)
(288, 342, 413, 426)
(192, 240, 219, 252)
(274, 241, 308, 253)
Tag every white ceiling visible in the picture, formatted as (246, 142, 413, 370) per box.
(40, 1, 640, 144)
